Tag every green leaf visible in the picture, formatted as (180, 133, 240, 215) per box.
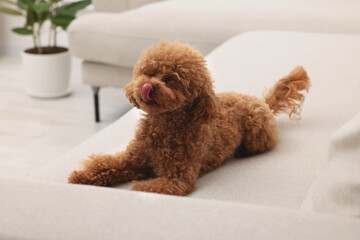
(25, 6, 35, 26)
(17, 0, 34, 10)
(50, 0, 62, 2)
(51, 13, 75, 30)
(0, 0, 17, 6)
(33, 1, 51, 13)
(0, 6, 23, 15)
(57, 0, 90, 16)
(12, 27, 33, 35)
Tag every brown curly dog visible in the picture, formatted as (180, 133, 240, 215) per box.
(69, 41, 311, 196)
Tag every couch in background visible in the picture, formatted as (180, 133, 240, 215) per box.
(69, 0, 360, 121)
(1, 0, 360, 238)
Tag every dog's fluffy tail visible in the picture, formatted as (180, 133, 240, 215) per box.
(264, 66, 311, 120)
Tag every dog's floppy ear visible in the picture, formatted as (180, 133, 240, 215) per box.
(190, 83, 220, 123)
(124, 82, 140, 109)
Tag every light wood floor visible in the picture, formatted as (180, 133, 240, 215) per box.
(0, 55, 132, 177)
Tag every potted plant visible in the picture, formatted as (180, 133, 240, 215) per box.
(0, 0, 91, 98)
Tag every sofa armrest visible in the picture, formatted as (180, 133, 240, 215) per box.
(93, 0, 164, 12)
(1, 177, 360, 240)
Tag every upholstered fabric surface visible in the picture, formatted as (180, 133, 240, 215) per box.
(204, 31, 360, 208)
(301, 112, 360, 217)
(1, 177, 360, 240)
(31, 31, 360, 210)
(82, 61, 133, 88)
(69, 0, 360, 69)
(93, 0, 163, 12)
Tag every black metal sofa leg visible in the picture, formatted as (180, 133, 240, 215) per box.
(92, 86, 101, 122)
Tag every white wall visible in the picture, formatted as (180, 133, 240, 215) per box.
(0, 14, 33, 55)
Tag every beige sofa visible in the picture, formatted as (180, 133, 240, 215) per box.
(1, 31, 358, 239)
(68, 0, 360, 122)
(2, 1, 358, 238)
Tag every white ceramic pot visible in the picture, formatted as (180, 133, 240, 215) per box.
(22, 48, 71, 98)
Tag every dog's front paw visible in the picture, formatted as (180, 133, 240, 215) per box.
(132, 177, 194, 196)
(68, 170, 89, 184)
(68, 169, 114, 186)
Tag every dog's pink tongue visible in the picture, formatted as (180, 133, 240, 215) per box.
(141, 82, 153, 102)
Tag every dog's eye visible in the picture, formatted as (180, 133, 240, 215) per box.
(162, 75, 173, 84)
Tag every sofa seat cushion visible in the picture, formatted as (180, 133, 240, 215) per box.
(69, 0, 360, 68)
(202, 30, 360, 209)
(33, 31, 360, 209)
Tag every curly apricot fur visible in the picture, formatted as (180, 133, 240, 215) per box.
(69, 41, 311, 196)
